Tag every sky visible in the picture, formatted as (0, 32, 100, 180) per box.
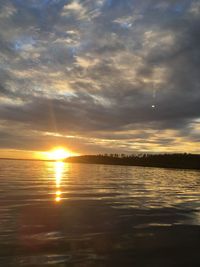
(0, 0, 200, 158)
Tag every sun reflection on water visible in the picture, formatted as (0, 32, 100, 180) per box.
(54, 161, 64, 202)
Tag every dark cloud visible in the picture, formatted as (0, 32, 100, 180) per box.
(0, 0, 200, 154)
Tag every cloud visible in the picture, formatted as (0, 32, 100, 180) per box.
(0, 0, 200, 154)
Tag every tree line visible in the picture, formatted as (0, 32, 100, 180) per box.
(66, 153, 200, 170)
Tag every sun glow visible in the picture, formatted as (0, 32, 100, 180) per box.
(35, 146, 78, 161)
(51, 148, 70, 161)
(47, 147, 71, 161)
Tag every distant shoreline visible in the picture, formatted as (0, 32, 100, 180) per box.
(1, 154, 200, 171)
(66, 154, 200, 171)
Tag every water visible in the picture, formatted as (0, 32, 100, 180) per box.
(0, 159, 200, 266)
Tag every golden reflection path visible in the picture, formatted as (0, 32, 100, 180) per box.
(54, 161, 64, 202)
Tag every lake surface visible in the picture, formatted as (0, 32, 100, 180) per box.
(0, 159, 200, 266)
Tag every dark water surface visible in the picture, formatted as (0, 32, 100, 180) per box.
(0, 160, 200, 266)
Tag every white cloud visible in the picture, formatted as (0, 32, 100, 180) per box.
(189, 2, 200, 16)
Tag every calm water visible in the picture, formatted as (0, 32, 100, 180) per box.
(0, 160, 200, 266)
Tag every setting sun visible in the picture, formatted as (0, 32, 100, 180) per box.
(34, 147, 78, 161)
(49, 148, 71, 160)
(47, 148, 71, 161)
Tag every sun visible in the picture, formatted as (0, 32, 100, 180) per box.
(47, 147, 71, 161)
(35, 146, 78, 161)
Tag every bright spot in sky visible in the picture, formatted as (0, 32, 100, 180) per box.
(48, 148, 71, 161)
(35, 147, 77, 161)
